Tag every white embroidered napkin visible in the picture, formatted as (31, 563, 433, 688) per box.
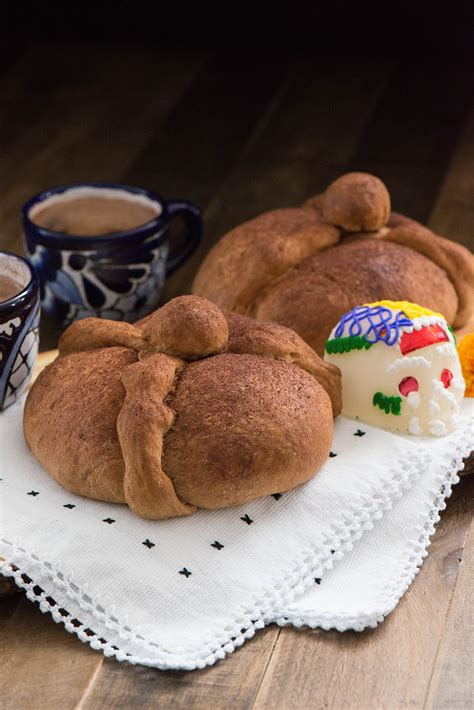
(281, 400, 473, 631)
(0, 398, 472, 670)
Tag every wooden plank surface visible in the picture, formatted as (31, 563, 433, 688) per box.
(163, 57, 395, 301)
(253, 476, 474, 710)
(429, 106, 474, 249)
(250, 85, 474, 709)
(425, 519, 474, 710)
(0, 596, 102, 710)
(80, 628, 280, 710)
(344, 60, 472, 228)
(0, 50, 472, 709)
(1, 478, 471, 710)
(0, 45, 207, 254)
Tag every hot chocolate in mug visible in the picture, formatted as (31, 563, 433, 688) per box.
(0, 252, 40, 411)
(22, 182, 202, 330)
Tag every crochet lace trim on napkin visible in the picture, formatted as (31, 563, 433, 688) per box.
(276, 421, 473, 632)
(0, 433, 469, 671)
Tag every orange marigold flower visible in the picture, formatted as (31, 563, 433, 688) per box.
(458, 333, 474, 397)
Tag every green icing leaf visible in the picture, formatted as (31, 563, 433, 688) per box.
(373, 391, 402, 416)
(325, 335, 373, 354)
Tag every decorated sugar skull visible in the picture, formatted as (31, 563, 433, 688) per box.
(325, 300, 465, 436)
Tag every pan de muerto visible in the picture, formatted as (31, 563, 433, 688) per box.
(193, 172, 473, 355)
(24, 296, 341, 519)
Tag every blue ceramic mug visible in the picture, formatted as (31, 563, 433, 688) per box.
(0, 252, 40, 411)
(22, 183, 202, 329)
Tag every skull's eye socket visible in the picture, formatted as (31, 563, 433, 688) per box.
(441, 369, 453, 388)
(399, 376, 419, 397)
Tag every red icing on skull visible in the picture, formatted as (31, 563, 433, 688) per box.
(398, 376, 419, 397)
(441, 368, 453, 388)
(399, 324, 448, 355)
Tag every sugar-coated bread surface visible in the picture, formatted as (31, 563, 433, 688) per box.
(24, 296, 340, 519)
(192, 172, 473, 352)
(24, 346, 136, 502)
(322, 172, 391, 231)
(193, 208, 340, 312)
(163, 353, 332, 508)
(253, 240, 458, 355)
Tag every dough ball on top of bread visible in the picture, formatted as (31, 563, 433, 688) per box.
(322, 172, 391, 232)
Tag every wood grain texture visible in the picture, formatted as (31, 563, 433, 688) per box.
(0, 565, 21, 598)
(162, 58, 394, 301)
(0, 45, 207, 254)
(345, 61, 473, 226)
(429, 105, 474, 250)
(425, 518, 474, 709)
(0, 591, 22, 621)
(251, 69, 474, 709)
(0, 596, 102, 710)
(0, 51, 472, 709)
(253, 476, 474, 710)
(125, 51, 293, 303)
(81, 628, 280, 710)
(124, 52, 289, 216)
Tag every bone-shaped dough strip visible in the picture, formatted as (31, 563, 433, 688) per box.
(117, 353, 196, 519)
(59, 319, 144, 355)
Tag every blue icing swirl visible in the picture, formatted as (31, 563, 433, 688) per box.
(334, 305, 413, 346)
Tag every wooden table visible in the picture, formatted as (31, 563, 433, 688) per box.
(0, 47, 472, 709)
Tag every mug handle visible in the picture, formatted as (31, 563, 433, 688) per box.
(165, 200, 202, 275)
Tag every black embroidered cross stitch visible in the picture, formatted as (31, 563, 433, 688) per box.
(27, 490, 39, 496)
(103, 518, 115, 524)
(211, 541, 224, 550)
(329, 451, 337, 457)
(240, 514, 253, 525)
(142, 539, 155, 549)
(354, 429, 366, 437)
(271, 493, 282, 500)
(63, 504, 76, 509)
(179, 568, 192, 577)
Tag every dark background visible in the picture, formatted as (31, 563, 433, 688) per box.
(1, 7, 474, 699)
(4, 2, 474, 51)
(1, 2, 473, 347)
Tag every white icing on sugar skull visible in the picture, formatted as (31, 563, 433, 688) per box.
(325, 301, 465, 436)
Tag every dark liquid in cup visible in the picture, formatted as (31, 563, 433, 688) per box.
(0, 274, 23, 302)
(31, 196, 159, 237)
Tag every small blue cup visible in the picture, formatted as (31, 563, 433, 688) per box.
(22, 182, 202, 329)
(0, 252, 40, 411)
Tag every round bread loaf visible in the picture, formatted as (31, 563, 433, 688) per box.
(24, 296, 340, 519)
(193, 173, 473, 354)
(253, 240, 458, 355)
(162, 353, 331, 508)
